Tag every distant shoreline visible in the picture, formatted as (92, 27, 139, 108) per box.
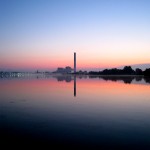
(1, 65, 150, 77)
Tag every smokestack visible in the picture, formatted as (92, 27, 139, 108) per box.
(74, 52, 76, 73)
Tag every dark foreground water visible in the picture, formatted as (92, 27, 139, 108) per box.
(1, 75, 150, 149)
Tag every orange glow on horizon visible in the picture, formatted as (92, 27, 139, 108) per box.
(0, 53, 149, 71)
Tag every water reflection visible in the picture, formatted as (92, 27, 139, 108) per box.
(1, 73, 150, 84)
(144, 77, 150, 83)
(51, 75, 150, 84)
(89, 75, 150, 84)
(52, 75, 77, 97)
(1, 74, 150, 98)
(53, 75, 72, 82)
(74, 75, 76, 97)
(0, 75, 150, 148)
(52, 75, 150, 97)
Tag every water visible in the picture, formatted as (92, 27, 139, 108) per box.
(1, 75, 150, 149)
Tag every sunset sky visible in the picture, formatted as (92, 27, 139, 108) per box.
(0, 0, 150, 71)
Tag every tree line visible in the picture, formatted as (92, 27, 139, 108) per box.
(89, 66, 150, 76)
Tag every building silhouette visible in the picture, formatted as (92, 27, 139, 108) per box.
(55, 66, 73, 74)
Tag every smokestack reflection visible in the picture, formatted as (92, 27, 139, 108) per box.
(74, 75, 76, 97)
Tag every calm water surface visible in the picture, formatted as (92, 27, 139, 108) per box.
(1, 75, 150, 149)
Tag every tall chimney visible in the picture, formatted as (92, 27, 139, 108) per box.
(74, 52, 76, 73)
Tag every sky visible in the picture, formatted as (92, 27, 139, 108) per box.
(0, 0, 150, 71)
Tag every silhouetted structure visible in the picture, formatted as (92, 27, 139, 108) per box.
(76, 70, 88, 75)
(89, 66, 143, 75)
(144, 68, 150, 76)
(54, 66, 73, 74)
(135, 68, 143, 75)
(74, 52, 76, 73)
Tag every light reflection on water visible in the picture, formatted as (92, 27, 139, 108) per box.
(1, 75, 150, 148)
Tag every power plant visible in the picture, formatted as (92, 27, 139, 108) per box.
(54, 52, 76, 74)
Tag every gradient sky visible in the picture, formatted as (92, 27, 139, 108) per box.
(0, 0, 150, 71)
